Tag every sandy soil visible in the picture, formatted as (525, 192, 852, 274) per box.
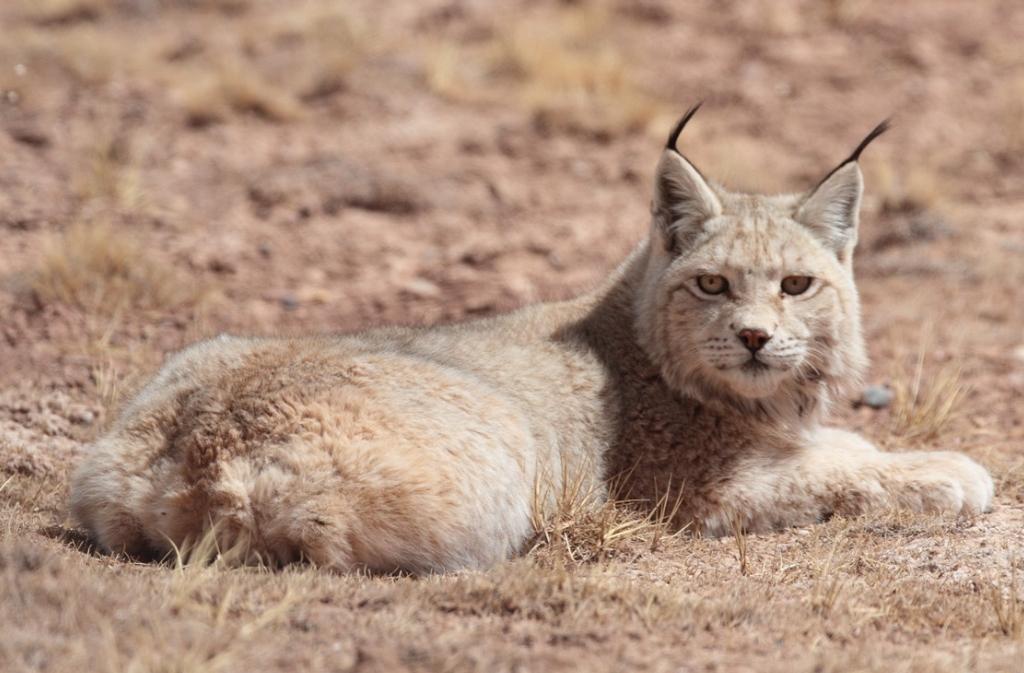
(1, 1, 1023, 671)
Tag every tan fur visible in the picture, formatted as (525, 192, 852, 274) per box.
(70, 117, 993, 573)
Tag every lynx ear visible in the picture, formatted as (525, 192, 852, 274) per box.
(796, 120, 889, 253)
(653, 104, 722, 253)
(795, 162, 864, 252)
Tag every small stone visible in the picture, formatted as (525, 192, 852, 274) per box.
(860, 384, 894, 410)
(68, 407, 95, 426)
(8, 126, 50, 148)
(401, 277, 442, 299)
(206, 257, 236, 274)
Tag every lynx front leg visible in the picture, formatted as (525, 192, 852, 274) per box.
(702, 428, 993, 535)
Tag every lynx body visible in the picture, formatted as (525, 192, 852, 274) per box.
(71, 109, 993, 572)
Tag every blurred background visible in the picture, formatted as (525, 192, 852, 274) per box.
(0, 0, 1022, 482)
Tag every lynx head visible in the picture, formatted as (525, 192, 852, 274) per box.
(635, 105, 887, 419)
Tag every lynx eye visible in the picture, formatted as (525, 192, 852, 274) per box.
(781, 276, 814, 296)
(696, 274, 729, 295)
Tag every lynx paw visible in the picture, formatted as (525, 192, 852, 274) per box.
(892, 451, 994, 516)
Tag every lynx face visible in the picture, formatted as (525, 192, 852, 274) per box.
(635, 109, 883, 410)
(655, 195, 859, 401)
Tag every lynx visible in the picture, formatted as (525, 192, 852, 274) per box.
(70, 106, 993, 573)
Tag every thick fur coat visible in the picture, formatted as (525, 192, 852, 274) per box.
(70, 110, 993, 573)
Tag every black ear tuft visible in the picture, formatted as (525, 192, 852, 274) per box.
(845, 119, 891, 164)
(813, 119, 891, 188)
(665, 102, 704, 153)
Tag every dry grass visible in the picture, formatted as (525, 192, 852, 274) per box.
(863, 154, 947, 216)
(72, 132, 144, 212)
(89, 354, 127, 421)
(808, 525, 849, 618)
(0, 530, 303, 673)
(727, 510, 751, 575)
(426, 4, 663, 138)
(24, 121, 203, 317)
(168, 3, 368, 125)
(990, 578, 1022, 637)
(170, 3, 366, 125)
(422, 558, 692, 633)
(79, 293, 177, 428)
(889, 352, 967, 444)
(29, 220, 197, 315)
(1, 24, 126, 88)
(175, 63, 305, 126)
(250, 4, 367, 101)
(21, 0, 112, 26)
(2, 443, 1022, 672)
(527, 463, 680, 566)
(4, 1, 363, 125)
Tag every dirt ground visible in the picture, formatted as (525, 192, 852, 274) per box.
(2, 0, 1024, 671)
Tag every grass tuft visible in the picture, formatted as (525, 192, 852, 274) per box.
(728, 510, 751, 576)
(864, 154, 946, 217)
(165, 523, 262, 573)
(988, 557, 1022, 637)
(889, 353, 967, 444)
(176, 63, 305, 126)
(528, 463, 679, 566)
(24, 0, 109, 26)
(73, 132, 144, 211)
(809, 526, 849, 618)
(30, 220, 197, 315)
(426, 4, 663, 138)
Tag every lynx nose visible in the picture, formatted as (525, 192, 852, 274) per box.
(737, 328, 771, 353)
